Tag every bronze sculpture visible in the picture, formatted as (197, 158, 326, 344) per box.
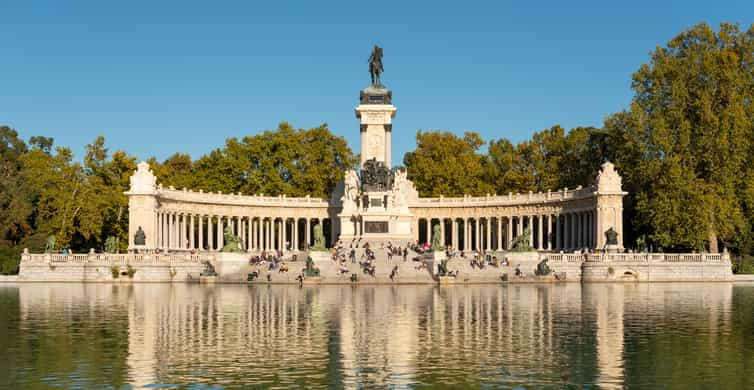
(605, 227, 619, 246)
(134, 226, 146, 246)
(368, 45, 384, 85)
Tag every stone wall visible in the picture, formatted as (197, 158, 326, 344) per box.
(18, 253, 208, 282)
(16, 252, 733, 284)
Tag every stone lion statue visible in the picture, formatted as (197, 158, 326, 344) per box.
(511, 227, 533, 252)
(221, 226, 245, 253)
(430, 224, 443, 251)
(311, 224, 327, 251)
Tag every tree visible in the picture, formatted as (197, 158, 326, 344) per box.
(627, 22, 754, 251)
(404, 130, 492, 197)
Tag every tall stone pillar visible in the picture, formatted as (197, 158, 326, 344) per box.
(507, 217, 513, 250)
(537, 215, 543, 251)
(126, 162, 159, 251)
(189, 215, 195, 249)
(198, 215, 204, 251)
(356, 85, 396, 168)
(497, 218, 503, 251)
(486, 218, 491, 251)
(594, 161, 627, 250)
(217, 216, 224, 250)
(474, 219, 480, 251)
(440, 218, 445, 247)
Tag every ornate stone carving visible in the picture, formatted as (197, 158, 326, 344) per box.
(129, 161, 157, 194)
(596, 161, 623, 193)
(340, 169, 360, 212)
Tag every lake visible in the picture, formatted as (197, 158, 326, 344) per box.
(0, 283, 752, 389)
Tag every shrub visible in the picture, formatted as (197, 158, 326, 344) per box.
(0, 247, 21, 275)
(126, 265, 136, 278)
(111, 266, 120, 279)
(732, 256, 754, 274)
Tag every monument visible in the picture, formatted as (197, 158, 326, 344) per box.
(123, 46, 626, 256)
(338, 45, 416, 243)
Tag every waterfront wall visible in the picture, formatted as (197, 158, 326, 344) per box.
(15, 251, 733, 283)
(17, 253, 208, 282)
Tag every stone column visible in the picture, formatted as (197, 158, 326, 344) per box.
(282, 219, 287, 251)
(252, 218, 257, 251)
(198, 215, 204, 251)
(218, 216, 224, 250)
(496, 217, 503, 251)
(245, 218, 250, 252)
(537, 215, 543, 250)
(166, 213, 171, 249)
(506, 217, 513, 250)
(439, 218, 444, 247)
(474, 218, 479, 251)
(157, 212, 163, 249)
(182, 214, 187, 249)
(485, 218, 491, 251)
(189, 214, 195, 250)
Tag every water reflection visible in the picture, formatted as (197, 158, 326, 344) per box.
(2, 282, 751, 388)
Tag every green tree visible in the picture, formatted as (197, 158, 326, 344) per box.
(404, 130, 492, 197)
(627, 22, 754, 251)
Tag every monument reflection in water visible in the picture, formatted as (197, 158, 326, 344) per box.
(2, 283, 752, 388)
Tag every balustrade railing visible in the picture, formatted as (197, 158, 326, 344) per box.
(21, 252, 214, 264)
(413, 186, 596, 207)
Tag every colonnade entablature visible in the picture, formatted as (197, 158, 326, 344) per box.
(127, 160, 626, 255)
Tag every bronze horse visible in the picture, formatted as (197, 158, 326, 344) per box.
(368, 45, 384, 85)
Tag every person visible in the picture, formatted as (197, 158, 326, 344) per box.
(389, 265, 399, 281)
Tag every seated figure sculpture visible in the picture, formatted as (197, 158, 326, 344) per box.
(221, 226, 245, 253)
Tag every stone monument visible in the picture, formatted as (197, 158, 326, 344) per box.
(339, 45, 415, 242)
(594, 161, 627, 251)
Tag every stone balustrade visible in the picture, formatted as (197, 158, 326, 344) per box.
(21, 253, 214, 264)
(583, 253, 728, 263)
(411, 186, 595, 207)
(158, 187, 332, 207)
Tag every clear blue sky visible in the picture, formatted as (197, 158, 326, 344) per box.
(2, 0, 753, 166)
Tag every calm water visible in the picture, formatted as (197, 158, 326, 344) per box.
(0, 283, 752, 389)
